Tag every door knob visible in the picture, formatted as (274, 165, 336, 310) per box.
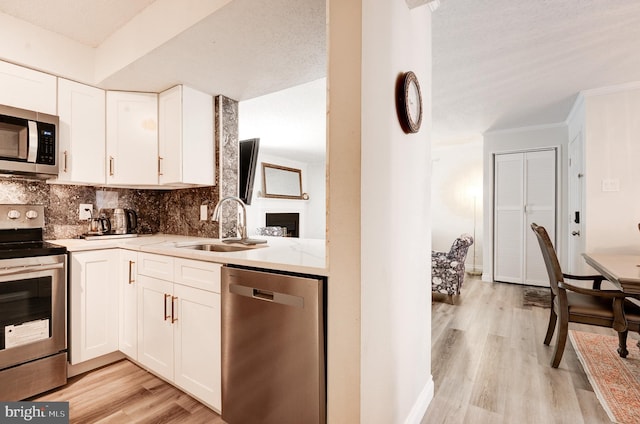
(571, 231, 581, 236)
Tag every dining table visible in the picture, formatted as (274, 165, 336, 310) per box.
(582, 253, 640, 295)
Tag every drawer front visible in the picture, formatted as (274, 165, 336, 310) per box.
(138, 252, 174, 281)
(174, 258, 221, 293)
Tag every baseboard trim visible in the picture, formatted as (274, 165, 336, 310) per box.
(404, 375, 434, 424)
(67, 351, 125, 377)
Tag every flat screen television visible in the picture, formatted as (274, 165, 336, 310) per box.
(239, 138, 260, 205)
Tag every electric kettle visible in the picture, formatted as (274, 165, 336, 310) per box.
(113, 208, 127, 234)
(113, 208, 138, 234)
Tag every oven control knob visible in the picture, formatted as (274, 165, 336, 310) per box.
(7, 210, 21, 219)
(26, 210, 38, 219)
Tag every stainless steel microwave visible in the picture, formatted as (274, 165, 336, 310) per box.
(0, 104, 58, 178)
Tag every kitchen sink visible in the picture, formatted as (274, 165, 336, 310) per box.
(176, 243, 258, 252)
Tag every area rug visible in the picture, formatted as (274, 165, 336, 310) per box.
(522, 286, 551, 308)
(569, 330, 640, 424)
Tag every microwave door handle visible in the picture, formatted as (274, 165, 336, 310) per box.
(27, 120, 38, 163)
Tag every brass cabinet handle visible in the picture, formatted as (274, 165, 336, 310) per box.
(63, 150, 68, 173)
(171, 296, 178, 323)
(109, 156, 114, 176)
(128, 261, 135, 284)
(158, 157, 163, 176)
(164, 293, 171, 321)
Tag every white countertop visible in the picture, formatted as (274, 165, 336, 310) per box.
(52, 234, 328, 276)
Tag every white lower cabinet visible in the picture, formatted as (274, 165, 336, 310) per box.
(119, 250, 138, 359)
(69, 250, 119, 365)
(136, 253, 222, 411)
(138, 274, 174, 380)
(71, 249, 222, 411)
(174, 284, 221, 408)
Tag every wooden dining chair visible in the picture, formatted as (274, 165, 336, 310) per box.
(530, 223, 640, 368)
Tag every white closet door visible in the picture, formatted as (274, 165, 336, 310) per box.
(523, 150, 556, 286)
(494, 153, 524, 283)
(494, 149, 556, 286)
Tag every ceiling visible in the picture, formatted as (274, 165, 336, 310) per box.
(0, 0, 326, 101)
(1, 0, 639, 152)
(432, 0, 640, 143)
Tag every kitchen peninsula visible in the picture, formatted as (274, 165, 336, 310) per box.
(55, 234, 327, 276)
(54, 234, 327, 415)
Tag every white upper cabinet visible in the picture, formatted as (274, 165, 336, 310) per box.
(106, 91, 159, 186)
(56, 78, 106, 185)
(159, 85, 214, 186)
(0, 60, 57, 115)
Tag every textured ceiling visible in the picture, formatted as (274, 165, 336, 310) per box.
(432, 0, 640, 143)
(0, 0, 326, 102)
(0, 0, 326, 161)
(1, 0, 639, 151)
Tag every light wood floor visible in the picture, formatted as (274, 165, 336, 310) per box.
(422, 276, 639, 424)
(31, 277, 637, 423)
(31, 359, 222, 423)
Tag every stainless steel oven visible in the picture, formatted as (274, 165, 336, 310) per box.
(0, 205, 67, 400)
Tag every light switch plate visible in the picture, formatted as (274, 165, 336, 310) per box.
(79, 204, 93, 220)
(200, 204, 208, 221)
(601, 179, 620, 192)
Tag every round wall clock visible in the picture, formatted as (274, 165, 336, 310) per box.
(397, 71, 423, 133)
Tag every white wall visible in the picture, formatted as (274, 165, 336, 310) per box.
(432, 138, 483, 273)
(326, 1, 433, 422)
(239, 79, 327, 239)
(243, 152, 326, 239)
(583, 83, 640, 254)
(360, 2, 433, 423)
(483, 124, 568, 281)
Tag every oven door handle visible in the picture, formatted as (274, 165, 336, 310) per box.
(0, 262, 64, 277)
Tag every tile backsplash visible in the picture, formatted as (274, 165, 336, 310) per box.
(0, 177, 221, 240)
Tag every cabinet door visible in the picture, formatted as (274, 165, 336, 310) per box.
(106, 91, 158, 185)
(158, 85, 182, 185)
(57, 78, 106, 184)
(174, 284, 221, 410)
(69, 250, 119, 364)
(119, 250, 138, 359)
(137, 275, 174, 380)
(158, 85, 214, 186)
(0, 60, 56, 114)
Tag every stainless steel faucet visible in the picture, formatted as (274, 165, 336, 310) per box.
(212, 196, 267, 245)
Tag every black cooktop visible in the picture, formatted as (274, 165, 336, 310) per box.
(0, 240, 67, 260)
(0, 226, 66, 260)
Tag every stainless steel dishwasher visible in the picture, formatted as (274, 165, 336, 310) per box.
(221, 265, 325, 424)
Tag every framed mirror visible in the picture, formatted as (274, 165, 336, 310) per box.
(262, 162, 304, 199)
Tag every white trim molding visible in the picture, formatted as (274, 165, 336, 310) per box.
(404, 377, 434, 424)
(406, 0, 440, 11)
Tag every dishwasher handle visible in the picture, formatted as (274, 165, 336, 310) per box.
(229, 283, 304, 308)
(253, 288, 274, 301)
